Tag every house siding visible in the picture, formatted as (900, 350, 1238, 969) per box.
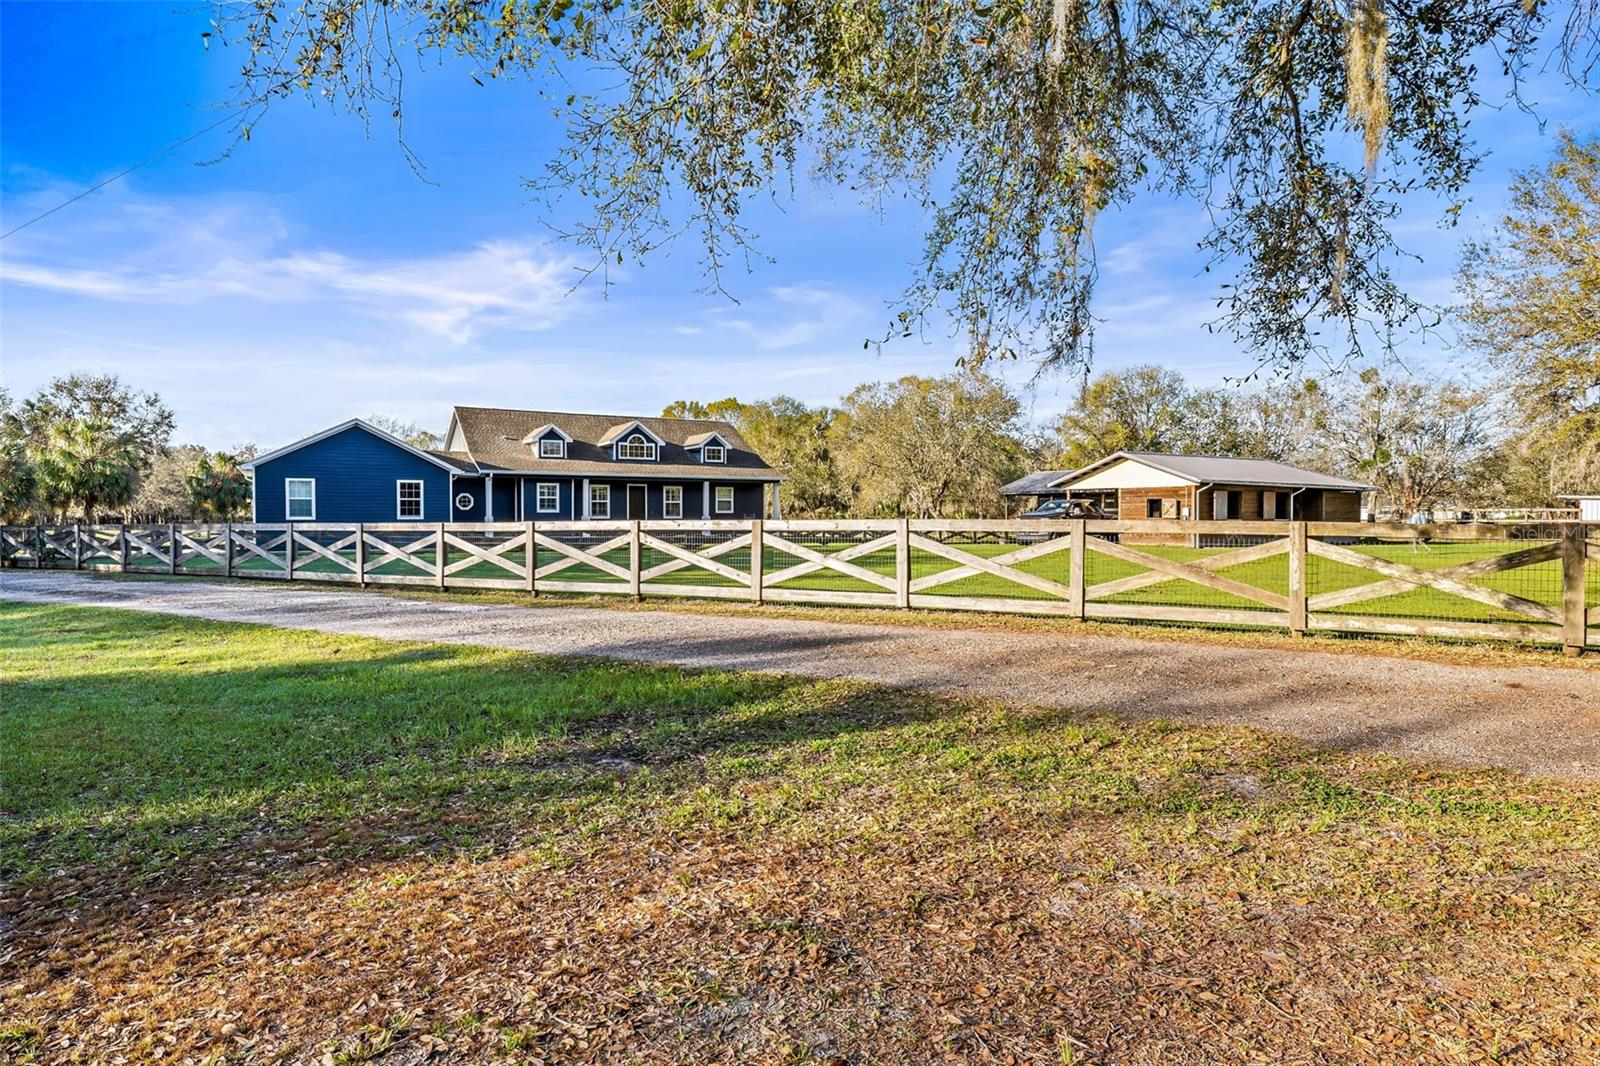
(571, 478, 766, 520)
(452, 477, 486, 521)
(524, 478, 577, 520)
(253, 425, 452, 523)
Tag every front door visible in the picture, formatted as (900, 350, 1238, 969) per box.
(627, 484, 647, 519)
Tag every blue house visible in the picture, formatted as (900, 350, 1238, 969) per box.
(243, 407, 783, 523)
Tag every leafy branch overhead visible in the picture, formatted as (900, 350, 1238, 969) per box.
(224, 0, 1599, 373)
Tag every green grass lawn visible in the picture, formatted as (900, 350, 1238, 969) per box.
(88, 530, 1600, 626)
(3, 601, 1600, 1063)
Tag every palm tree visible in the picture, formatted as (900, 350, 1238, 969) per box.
(31, 418, 142, 522)
(186, 451, 253, 520)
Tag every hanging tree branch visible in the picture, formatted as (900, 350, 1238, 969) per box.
(217, 0, 1592, 375)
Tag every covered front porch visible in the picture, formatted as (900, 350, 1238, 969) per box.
(447, 474, 781, 521)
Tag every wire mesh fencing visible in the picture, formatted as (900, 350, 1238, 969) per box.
(1084, 529, 1290, 614)
(1305, 529, 1566, 626)
(762, 523, 899, 602)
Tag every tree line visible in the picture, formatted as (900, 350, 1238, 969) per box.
(669, 133, 1598, 519)
(657, 362, 1499, 519)
(0, 376, 252, 524)
(2, 134, 1591, 524)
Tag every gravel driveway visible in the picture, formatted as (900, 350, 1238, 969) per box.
(5, 570, 1599, 779)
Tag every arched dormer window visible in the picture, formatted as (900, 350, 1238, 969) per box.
(617, 432, 657, 461)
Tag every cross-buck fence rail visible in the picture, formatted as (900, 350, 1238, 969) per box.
(4, 519, 1596, 652)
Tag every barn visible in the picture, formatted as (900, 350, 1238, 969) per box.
(1005, 451, 1374, 536)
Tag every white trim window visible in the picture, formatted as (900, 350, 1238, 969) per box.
(455, 491, 476, 513)
(702, 444, 726, 464)
(616, 433, 657, 461)
(589, 483, 611, 518)
(286, 478, 316, 520)
(663, 485, 683, 518)
(396, 479, 424, 519)
(536, 482, 560, 513)
(538, 437, 566, 459)
(714, 485, 735, 514)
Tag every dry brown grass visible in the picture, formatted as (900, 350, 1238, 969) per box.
(5, 603, 1600, 1064)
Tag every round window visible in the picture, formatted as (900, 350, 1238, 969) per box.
(454, 492, 476, 512)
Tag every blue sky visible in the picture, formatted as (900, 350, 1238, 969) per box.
(1, 2, 1591, 451)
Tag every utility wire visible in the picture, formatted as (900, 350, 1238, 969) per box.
(1, 108, 250, 242)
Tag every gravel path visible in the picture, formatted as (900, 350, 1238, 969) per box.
(6, 570, 1599, 779)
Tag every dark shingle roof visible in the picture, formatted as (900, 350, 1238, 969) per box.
(1050, 451, 1376, 491)
(448, 406, 780, 481)
(424, 449, 480, 474)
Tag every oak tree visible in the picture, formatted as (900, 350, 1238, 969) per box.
(223, 0, 1599, 374)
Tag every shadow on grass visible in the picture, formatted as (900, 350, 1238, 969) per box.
(7, 597, 1597, 934)
(2, 603, 957, 898)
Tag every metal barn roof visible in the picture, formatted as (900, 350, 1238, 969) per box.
(1048, 452, 1376, 492)
(1000, 470, 1077, 496)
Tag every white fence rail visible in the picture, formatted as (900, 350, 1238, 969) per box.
(3, 519, 1595, 652)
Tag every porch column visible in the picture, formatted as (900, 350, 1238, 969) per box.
(582, 478, 591, 520)
(771, 484, 781, 519)
(485, 473, 495, 521)
(702, 482, 710, 519)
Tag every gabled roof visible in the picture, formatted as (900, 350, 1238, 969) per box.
(1049, 451, 1376, 492)
(597, 419, 667, 446)
(1000, 470, 1076, 496)
(684, 430, 731, 449)
(447, 406, 780, 481)
(242, 418, 465, 474)
(521, 423, 572, 444)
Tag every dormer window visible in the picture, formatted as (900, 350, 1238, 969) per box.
(702, 444, 726, 464)
(617, 432, 657, 461)
(523, 423, 573, 457)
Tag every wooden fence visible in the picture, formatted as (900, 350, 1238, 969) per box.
(3, 519, 1595, 652)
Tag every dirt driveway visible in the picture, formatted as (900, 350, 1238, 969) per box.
(5, 570, 1599, 778)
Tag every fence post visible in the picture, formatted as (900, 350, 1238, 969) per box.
(1068, 519, 1087, 621)
(436, 523, 447, 589)
(1562, 523, 1587, 656)
(120, 523, 130, 572)
(629, 520, 642, 600)
(168, 522, 179, 575)
(1288, 521, 1308, 636)
(749, 519, 764, 604)
(73, 523, 83, 570)
(35, 525, 44, 569)
(895, 518, 911, 609)
(224, 523, 234, 578)
(285, 524, 296, 580)
(525, 520, 537, 596)
(354, 523, 365, 587)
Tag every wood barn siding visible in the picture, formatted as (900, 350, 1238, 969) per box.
(1118, 486, 1193, 520)
(252, 426, 452, 524)
(1321, 490, 1362, 522)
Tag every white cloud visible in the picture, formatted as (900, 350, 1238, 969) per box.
(719, 282, 866, 350)
(0, 190, 588, 343)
